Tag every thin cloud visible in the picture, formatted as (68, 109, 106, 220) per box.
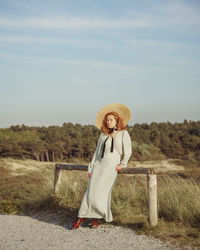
(128, 1, 200, 26)
(0, 12, 199, 31)
(30, 56, 139, 72)
(0, 36, 114, 50)
(0, 52, 137, 71)
(128, 39, 189, 49)
(0, 36, 58, 43)
(127, 38, 200, 59)
(0, 53, 178, 73)
(157, 1, 200, 26)
(0, 16, 159, 29)
(0, 1, 200, 30)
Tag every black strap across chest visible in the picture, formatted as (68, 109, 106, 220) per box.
(101, 128, 117, 158)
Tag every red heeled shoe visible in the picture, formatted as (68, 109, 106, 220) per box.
(72, 217, 83, 230)
(91, 218, 98, 228)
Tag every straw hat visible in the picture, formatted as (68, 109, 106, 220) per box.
(95, 103, 131, 130)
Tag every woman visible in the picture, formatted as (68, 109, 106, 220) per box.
(72, 103, 132, 229)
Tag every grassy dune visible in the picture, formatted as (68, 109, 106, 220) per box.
(0, 158, 200, 248)
(0, 158, 54, 213)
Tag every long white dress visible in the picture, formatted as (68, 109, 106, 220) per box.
(78, 129, 132, 222)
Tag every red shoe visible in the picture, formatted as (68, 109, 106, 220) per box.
(91, 218, 98, 228)
(72, 217, 83, 230)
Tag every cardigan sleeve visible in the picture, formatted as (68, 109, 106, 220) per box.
(87, 133, 103, 173)
(120, 130, 132, 168)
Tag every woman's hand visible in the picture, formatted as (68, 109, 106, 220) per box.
(88, 173, 91, 178)
(115, 164, 123, 172)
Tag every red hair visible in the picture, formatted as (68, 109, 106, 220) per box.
(100, 111, 126, 134)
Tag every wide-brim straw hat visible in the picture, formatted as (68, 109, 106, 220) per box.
(96, 103, 131, 130)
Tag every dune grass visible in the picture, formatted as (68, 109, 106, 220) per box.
(48, 171, 200, 228)
(158, 176, 200, 227)
(0, 158, 55, 213)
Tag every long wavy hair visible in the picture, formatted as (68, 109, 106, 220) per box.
(100, 111, 126, 134)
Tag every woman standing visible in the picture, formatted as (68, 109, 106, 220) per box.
(72, 103, 132, 229)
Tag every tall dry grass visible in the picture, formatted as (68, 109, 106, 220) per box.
(158, 176, 200, 227)
(0, 158, 55, 213)
(43, 171, 200, 228)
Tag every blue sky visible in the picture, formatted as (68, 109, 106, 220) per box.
(0, 0, 200, 128)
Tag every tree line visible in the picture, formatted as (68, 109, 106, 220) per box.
(0, 120, 200, 162)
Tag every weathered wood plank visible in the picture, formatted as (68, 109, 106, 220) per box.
(54, 168, 61, 194)
(119, 168, 155, 175)
(55, 163, 88, 171)
(147, 174, 158, 226)
(55, 163, 155, 175)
